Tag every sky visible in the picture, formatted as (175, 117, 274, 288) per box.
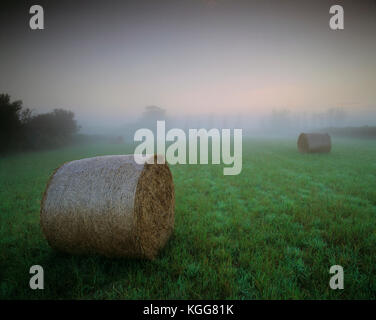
(1, 0, 375, 127)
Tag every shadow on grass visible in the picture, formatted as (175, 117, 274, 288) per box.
(35, 236, 177, 299)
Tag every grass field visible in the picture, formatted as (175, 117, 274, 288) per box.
(0, 138, 375, 299)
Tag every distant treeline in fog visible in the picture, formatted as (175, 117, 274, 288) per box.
(2, 93, 375, 155)
(0, 94, 79, 153)
(79, 105, 376, 142)
(323, 126, 376, 139)
(115, 106, 375, 139)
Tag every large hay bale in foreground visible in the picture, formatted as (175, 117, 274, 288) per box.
(297, 133, 331, 153)
(40, 154, 174, 259)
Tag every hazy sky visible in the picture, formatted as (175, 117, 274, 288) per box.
(1, 0, 375, 125)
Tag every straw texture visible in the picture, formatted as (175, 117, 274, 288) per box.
(297, 133, 331, 153)
(40, 154, 174, 259)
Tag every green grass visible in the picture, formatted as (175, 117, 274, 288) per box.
(1, 138, 375, 299)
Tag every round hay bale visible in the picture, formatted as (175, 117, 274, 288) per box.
(40, 154, 174, 259)
(297, 133, 331, 153)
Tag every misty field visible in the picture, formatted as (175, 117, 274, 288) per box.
(0, 138, 375, 299)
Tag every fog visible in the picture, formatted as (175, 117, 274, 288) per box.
(1, 0, 375, 139)
(77, 106, 376, 140)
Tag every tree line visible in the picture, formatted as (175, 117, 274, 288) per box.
(0, 94, 79, 153)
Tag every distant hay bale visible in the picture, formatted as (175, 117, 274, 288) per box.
(297, 133, 331, 153)
(40, 154, 174, 259)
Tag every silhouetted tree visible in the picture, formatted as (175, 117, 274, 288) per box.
(25, 109, 79, 149)
(0, 94, 23, 152)
(268, 109, 291, 132)
(326, 107, 346, 126)
(141, 105, 167, 122)
(136, 105, 168, 134)
(0, 93, 80, 153)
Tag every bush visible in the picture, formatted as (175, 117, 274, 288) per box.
(25, 109, 79, 149)
(0, 93, 79, 153)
